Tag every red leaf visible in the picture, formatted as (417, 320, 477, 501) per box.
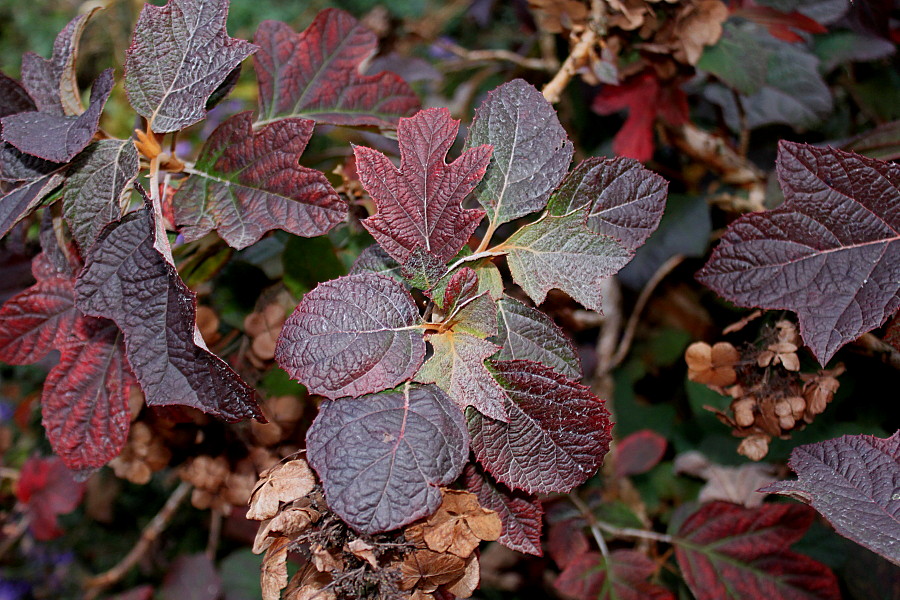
(355, 108, 491, 264)
(254, 10, 419, 128)
(555, 550, 674, 600)
(546, 518, 590, 569)
(15, 456, 85, 540)
(674, 501, 840, 600)
(734, 7, 827, 42)
(615, 429, 667, 478)
(697, 142, 900, 365)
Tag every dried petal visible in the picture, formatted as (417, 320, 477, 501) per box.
(247, 458, 316, 521)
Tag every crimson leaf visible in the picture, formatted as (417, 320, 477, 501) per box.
(355, 108, 492, 264)
(124, 0, 256, 133)
(254, 10, 418, 127)
(547, 157, 668, 252)
(15, 456, 85, 541)
(614, 429, 668, 478)
(275, 272, 425, 400)
(697, 142, 900, 365)
(75, 198, 261, 421)
(462, 464, 543, 556)
(174, 112, 346, 249)
(759, 432, 900, 566)
(468, 360, 612, 494)
(2, 68, 113, 163)
(554, 550, 674, 600)
(674, 501, 840, 600)
(306, 383, 468, 534)
(465, 79, 573, 227)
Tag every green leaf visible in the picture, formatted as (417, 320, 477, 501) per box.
(698, 22, 771, 96)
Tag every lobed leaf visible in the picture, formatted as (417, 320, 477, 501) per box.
(254, 10, 418, 127)
(355, 108, 491, 264)
(465, 79, 573, 227)
(555, 550, 674, 600)
(174, 112, 345, 249)
(697, 142, 900, 365)
(275, 272, 425, 399)
(306, 383, 468, 533)
(468, 359, 612, 494)
(75, 198, 261, 421)
(759, 432, 900, 566)
(462, 464, 543, 556)
(125, 0, 257, 133)
(501, 211, 632, 312)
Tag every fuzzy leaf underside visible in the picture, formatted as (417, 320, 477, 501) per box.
(275, 272, 425, 399)
(174, 112, 346, 249)
(463, 464, 543, 556)
(306, 383, 468, 533)
(697, 142, 900, 365)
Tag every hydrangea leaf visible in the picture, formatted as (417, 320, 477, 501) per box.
(306, 383, 468, 534)
(275, 272, 426, 400)
(462, 464, 543, 556)
(0, 72, 36, 123)
(673, 501, 840, 600)
(500, 211, 632, 312)
(547, 156, 668, 252)
(415, 331, 507, 421)
(446, 290, 498, 339)
(492, 296, 582, 380)
(431, 266, 478, 313)
(355, 108, 491, 264)
(465, 79, 573, 227)
(63, 139, 139, 252)
(254, 10, 418, 127)
(125, 0, 257, 133)
(0, 171, 67, 238)
(555, 550, 675, 600)
(15, 456, 85, 541)
(174, 112, 345, 250)
(468, 360, 612, 494)
(697, 142, 900, 365)
(759, 432, 900, 566)
(350, 245, 404, 282)
(0, 143, 58, 183)
(75, 198, 261, 422)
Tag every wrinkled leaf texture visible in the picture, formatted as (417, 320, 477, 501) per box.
(554, 550, 674, 600)
(306, 383, 468, 533)
(463, 464, 543, 556)
(174, 111, 345, 249)
(674, 501, 840, 600)
(697, 142, 900, 365)
(760, 432, 900, 566)
(254, 9, 418, 127)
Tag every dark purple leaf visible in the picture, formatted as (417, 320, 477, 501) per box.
(674, 501, 840, 600)
(759, 432, 900, 566)
(75, 197, 261, 421)
(355, 108, 491, 264)
(468, 360, 612, 494)
(0, 171, 66, 238)
(0, 143, 60, 183)
(254, 10, 419, 127)
(885, 313, 900, 352)
(465, 79, 573, 227)
(63, 139, 139, 252)
(437, 267, 479, 313)
(462, 464, 543, 556)
(492, 296, 582, 380)
(499, 211, 632, 312)
(161, 554, 221, 600)
(843, 120, 900, 162)
(555, 550, 674, 600)
(697, 142, 900, 365)
(350, 244, 403, 282)
(125, 0, 257, 133)
(275, 272, 425, 400)
(546, 518, 590, 569)
(0, 72, 36, 123)
(174, 112, 345, 249)
(399, 247, 449, 291)
(615, 429, 667, 477)
(306, 383, 468, 534)
(2, 69, 114, 163)
(547, 157, 668, 252)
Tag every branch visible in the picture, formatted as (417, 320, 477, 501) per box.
(436, 39, 556, 72)
(542, 28, 597, 104)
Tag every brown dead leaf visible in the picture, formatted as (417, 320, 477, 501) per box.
(346, 538, 379, 568)
(529, 0, 588, 33)
(400, 549, 466, 592)
(607, 0, 652, 31)
(247, 458, 316, 521)
(253, 499, 321, 554)
(671, 0, 728, 65)
(444, 554, 480, 599)
(311, 543, 344, 573)
(285, 563, 335, 600)
(196, 305, 221, 346)
(407, 489, 501, 559)
(737, 434, 771, 462)
(674, 450, 777, 506)
(262, 536, 291, 600)
(686, 341, 740, 386)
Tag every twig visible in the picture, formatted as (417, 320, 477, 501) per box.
(568, 492, 609, 560)
(436, 39, 556, 72)
(593, 278, 623, 401)
(665, 122, 764, 186)
(206, 508, 223, 560)
(83, 481, 192, 599)
(593, 519, 674, 545)
(542, 28, 597, 104)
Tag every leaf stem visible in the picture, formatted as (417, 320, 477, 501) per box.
(475, 222, 498, 253)
(568, 492, 609, 560)
(568, 492, 674, 549)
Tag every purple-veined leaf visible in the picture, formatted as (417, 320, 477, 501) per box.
(697, 142, 900, 365)
(350, 244, 404, 282)
(465, 79, 573, 227)
(399, 247, 449, 292)
(462, 464, 543, 556)
(254, 10, 418, 128)
(63, 139, 138, 252)
(500, 211, 632, 312)
(759, 432, 900, 566)
(416, 331, 507, 421)
(468, 359, 612, 494)
(547, 156, 668, 252)
(555, 550, 674, 600)
(492, 296, 582, 380)
(2, 69, 114, 163)
(306, 383, 468, 534)
(174, 112, 345, 249)
(0, 171, 66, 238)
(75, 198, 261, 422)
(674, 501, 840, 600)
(275, 272, 425, 400)
(355, 108, 491, 264)
(125, 0, 257, 133)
